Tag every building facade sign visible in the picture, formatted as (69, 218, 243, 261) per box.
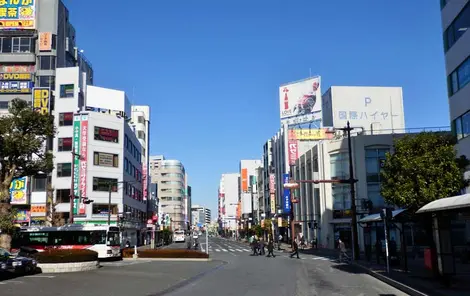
(0, 0, 36, 30)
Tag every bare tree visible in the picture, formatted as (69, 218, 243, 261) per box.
(45, 185, 64, 227)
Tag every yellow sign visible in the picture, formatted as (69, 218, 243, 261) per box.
(270, 193, 276, 214)
(0, 72, 32, 80)
(288, 128, 334, 141)
(0, 0, 35, 30)
(31, 205, 46, 213)
(32, 87, 50, 115)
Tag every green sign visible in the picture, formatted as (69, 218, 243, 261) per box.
(72, 115, 81, 215)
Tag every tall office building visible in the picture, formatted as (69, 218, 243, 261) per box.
(149, 155, 188, 230)
(441, 1, 470, 163)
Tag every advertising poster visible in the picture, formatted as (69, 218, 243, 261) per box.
(39, 32, 52, 51)
(269, 174, 275, 194)
(288, 139, 298, 166)
(270, 193, 276, 214)
(288, 128, 334, 141)
(142, 165, 148, 201)
(31, 204, 46, 215)
(282, 174, 291, 213)
(79, 115, 88, 215)
(14, 210, 30, 223)
(32, 87, 50, 115)
(279, 76, 322, 124)
(0, 81, 33, 94)
(10, 177, 28, 205)
(241, 168, 248, 192)
(0, 0, 36, 30)
(72, 115, 81, 215)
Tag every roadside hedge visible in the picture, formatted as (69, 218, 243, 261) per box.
(32, 249, 98, 264)
(122, 249, 209, 259)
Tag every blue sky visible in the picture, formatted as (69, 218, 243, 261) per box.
(63, 0, 448, 218)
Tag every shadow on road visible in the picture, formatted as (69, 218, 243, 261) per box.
(330, 262, 368, 274)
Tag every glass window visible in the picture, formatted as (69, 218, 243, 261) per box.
(365, 148, 389, 183)
(39, 56, 56, 70)
(138, 116, 145, 124)
(0, 101, 8, 109)
(32, 176, 47, 192)
(93, 152, 119, 168)
(463, 112, 470, 138)
(367, 184, 385, 209)
(59, 112, 74, 126)
(455, 117, 463, 140)
(444, 3, 470, 52)
(94, 126, 119, 143)
(1, 37, 11, 53)
(92, 204, 118, 215)
(330, 152, 349, 180)
(60, 84, 74, 98)
(56, 189, 71, 203)
(38, 75, 55, 90)
(57, 163, 72, 177)
(458, 58, 470, 90)
(137, 130, 145, 140)
(93, 177, 118, 192)
(58, 137, 72, 152)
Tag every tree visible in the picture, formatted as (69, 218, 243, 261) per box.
(380, 132, 469, 211)
(45, 185, 63, 227)
(0, 99, 55, 249)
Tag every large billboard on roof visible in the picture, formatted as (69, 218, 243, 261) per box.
(279, 76, 322, 125)
(0, 0, 36, 30)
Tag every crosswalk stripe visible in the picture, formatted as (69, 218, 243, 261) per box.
(222, 249, 228, 252)
(236, 249, 243, 252)
(215, 249, 220, 252)
(243, 249, 250, 252)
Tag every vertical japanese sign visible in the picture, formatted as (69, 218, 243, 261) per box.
(72, 115, 81, 215)
(283, 174, 291, 213)
(270, 193, 276, 214)
(39, 32, 52, 51)
(288, 139, 298, 165)
(269, 173, 276, 213)
(79, 115, 88, 215)
(142, 165, 148, 201)
(32, 87, 50, 115)
(269, 174, 275, 194)
(241, 168, 248, 192)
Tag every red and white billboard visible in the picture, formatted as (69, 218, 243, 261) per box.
(79, 115, 88, 215)
(269, 174, 275, 194)
(288, 139, 298, 166)
(142, 165, 148, 201)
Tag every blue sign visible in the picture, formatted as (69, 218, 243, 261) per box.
(282, 174, 291, 213)
(0, 81, 33, 93)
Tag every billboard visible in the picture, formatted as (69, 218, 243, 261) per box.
(241, 168, 248, 192)
(288, 128, 334, 141)
(270, 193, 276, 214)
(282, 174, 291, 213)
(14, 210, 30, 223)
(288, 139, 298, 166)
(0, 73, 32, 80)
(269, 174, 275, 194)
(79, 115, 88, 215)
(0, 65, 34, 73)
(0, 81, 33, 93)
(39, 32, 52, 51)
(72, 115, 81, 215)
(280, 76, 321, 124)
(0, 0, 36, 30)
(142, 165, 148, 201)
(10, 177, 28, 205)
(32, 87, 50, 115)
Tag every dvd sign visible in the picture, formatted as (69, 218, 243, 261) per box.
(0, 73, 32, 81)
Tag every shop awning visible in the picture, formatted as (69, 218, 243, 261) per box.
(416, 193, 470, 214)
(358, 209, 407, 223)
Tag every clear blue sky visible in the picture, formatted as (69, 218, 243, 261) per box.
(64, 0, 448, 219)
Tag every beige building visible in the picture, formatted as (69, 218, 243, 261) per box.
(149, 155, 188, 230)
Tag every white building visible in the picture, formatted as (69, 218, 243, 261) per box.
(191, 205, 211, 226)
(441, 1, 470, 165)
(51, 67, 149, 246)
(239, 160, 262, 226)
(218, 173, 239, 231)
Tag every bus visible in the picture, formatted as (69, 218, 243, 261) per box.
(11, 224, 122, 259)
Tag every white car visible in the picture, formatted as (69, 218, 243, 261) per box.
(173, 230, 186, 243)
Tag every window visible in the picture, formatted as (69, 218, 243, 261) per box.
(138, 116, 145, 124)
(59, 112, 74, 126)
(56, 189, 71, 203)
(57, 163, 72, 177)
(0, 37, 34, 53)
(93, 177, 118, 192)
(330, 153, 349, 180)
(444, 2, 470, 52)
(365, 148, 389, 210)
(0, 101, 8, 109)
(93, 152, 119, 168)
(59, 84, 74, 98)
(94, 126, 119, 143)
(92, 204, 118, 215)
(39, 56, 56, 70)
(137, 130, 145, 140)
(58, 137, 72, 152)
(124, 158, 129, 173)
(448, 55, 470, 96)
(38, 75, 55, 90)
(32, 176, 46, 192)
(124, 135, 128, 149)
(453, 110, 470, 140)
(367, 184, 386, 209)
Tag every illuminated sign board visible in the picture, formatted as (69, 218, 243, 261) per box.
(0, 0, 36, 30)
(0, 81, 33, 93)
(32, 87, 50, 115)
(0, 72, 32, 80)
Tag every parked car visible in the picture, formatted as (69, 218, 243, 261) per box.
(0, 256, 7, 278)
(0, 248, 37, 275)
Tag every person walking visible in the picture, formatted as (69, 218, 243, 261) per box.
(290, 238, 300, 259)
(266, 240, 275, 258)
(259, 238, 266, 255)
(277, 234, 283, 250)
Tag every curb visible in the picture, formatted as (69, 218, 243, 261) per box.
(352, 262, 432, 296)
(123, 258, 211, 262)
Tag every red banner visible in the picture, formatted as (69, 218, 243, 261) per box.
(142, 165, 148, 201)
(288, 139, 298, 165)
(79, 116, 88, 215)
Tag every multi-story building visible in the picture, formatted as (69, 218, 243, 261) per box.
(239, 160, 262, 227)
(50, 67, 148, 246)
(191, 205, 211, 226)
(441, 1, 470, 170)
(1, 0, 93, 225)
(218, 173, 239, 231)
(149, 155, 188, 230)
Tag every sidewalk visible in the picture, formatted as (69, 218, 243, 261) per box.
(302, 247, 470, 296)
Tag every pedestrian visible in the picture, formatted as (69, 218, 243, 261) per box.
(338, 239, 347, 262)
(259, 238, 266, 255)
(290, 238, 300, 259)
(277, 234, 283, 250)
(251, 236, 259, 256)
(266, 240, 275, 258)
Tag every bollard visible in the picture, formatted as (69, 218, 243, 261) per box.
(133, 245, 138, 259)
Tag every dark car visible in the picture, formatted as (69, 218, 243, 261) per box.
(0, 248, 37, 275)
(0, 255, 7, 277)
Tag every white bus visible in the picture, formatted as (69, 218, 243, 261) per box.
(11, 224, 122, 259)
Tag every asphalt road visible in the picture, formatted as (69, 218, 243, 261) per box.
(0, 236, 410, 296)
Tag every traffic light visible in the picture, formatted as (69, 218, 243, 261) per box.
(82, 197, 94, 204)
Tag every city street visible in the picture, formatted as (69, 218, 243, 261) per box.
(1, 236, 409, 295)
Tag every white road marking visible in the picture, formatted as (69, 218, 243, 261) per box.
(221, 249, 228, 252)
(215, 249, 220, 252)
(26, 275, 56, 278)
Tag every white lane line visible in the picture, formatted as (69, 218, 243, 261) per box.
(215, 249, 221, 252)
(243, 248, 250, 252)
(221, 249, 228, 252)
(26, 275, 56, 278)
(228, 249, 235, 252)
